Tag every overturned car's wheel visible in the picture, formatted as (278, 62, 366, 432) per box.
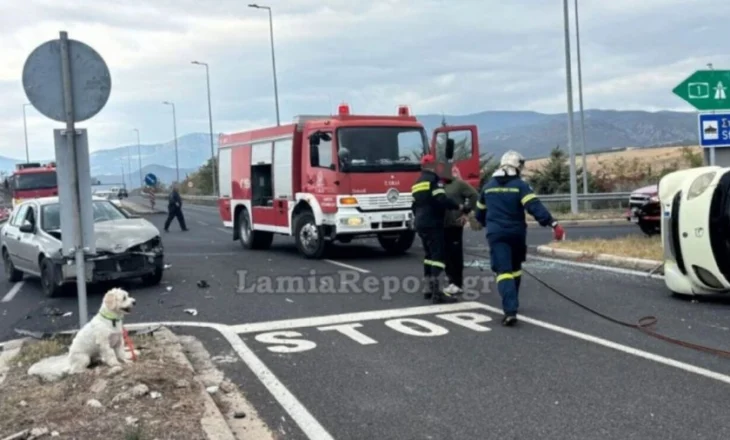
(40, 258, 63, 298)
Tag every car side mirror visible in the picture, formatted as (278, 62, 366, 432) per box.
(19, 220, 34, 233)
(445, 139, 455, 160)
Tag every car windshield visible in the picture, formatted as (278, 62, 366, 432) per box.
(41, 200, 127, 231)
(336, 126, 427, 172)
(13, 171, 57, 190)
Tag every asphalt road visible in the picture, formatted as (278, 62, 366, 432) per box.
(1, 201, 729, 440)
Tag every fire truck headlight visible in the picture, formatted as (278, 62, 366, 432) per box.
(339, 196, 358, 206)
(340, 216, 365, 227)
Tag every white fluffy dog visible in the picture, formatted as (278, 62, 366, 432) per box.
(67, 287, 136, 372)
(28, 288, 136, 380)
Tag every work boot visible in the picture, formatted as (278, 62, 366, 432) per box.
(424, 277, 439, 300)
(443, 283, 462, 295)
(433, 292, 458, 304)
(501, 314, 518, 326)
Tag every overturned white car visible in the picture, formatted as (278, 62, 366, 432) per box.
(1, 196, 164, 297)
(659, 166, 730, 296)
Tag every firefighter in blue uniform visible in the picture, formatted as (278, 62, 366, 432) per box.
(475, 150, 566, 326)
(411, 154, 465, 303)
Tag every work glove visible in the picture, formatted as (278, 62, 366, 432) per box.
(551, 221, 566, 241)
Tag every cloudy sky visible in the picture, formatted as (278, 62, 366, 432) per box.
(0, 0, 725, 160)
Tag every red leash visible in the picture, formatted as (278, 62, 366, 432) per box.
(122, 327, 137, 362)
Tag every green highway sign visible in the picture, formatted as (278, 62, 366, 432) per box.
(673, 70, 730, 110)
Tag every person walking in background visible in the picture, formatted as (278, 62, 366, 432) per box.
(164, 184, 188, 232)
(443, 172, 479, 295)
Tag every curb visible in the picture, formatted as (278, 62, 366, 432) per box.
(154, 327, 238, 440)
(535, 245, 663, 273)
(527, 218, 630, 228)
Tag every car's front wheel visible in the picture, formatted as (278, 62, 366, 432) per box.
(141, 264, 164, 286)
(40, 258, 63, 298)
(2, 248, 23, 282)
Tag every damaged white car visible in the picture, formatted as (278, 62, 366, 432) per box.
(1, 196, 164, 297)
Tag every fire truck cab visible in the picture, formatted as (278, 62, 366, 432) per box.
(217, 104, 481, 258)
(8, 162, 58, 208)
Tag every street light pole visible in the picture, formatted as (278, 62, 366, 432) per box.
(574, 0, 589, 199)
(163, 101, 180, 183)
(562, 0, 578, 214)
(126, 144, 132, 190)
(133, 128, 142, 188)
(22, 104, 30, 162)
(249, 3, 281, 125)
(192, 61, 219, 196)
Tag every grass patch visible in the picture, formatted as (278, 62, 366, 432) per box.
(547, 234, 662, 261)
(1, 330, 208, 439)
(12, 338, 68, 366)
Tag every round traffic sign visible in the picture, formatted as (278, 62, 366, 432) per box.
(22, 38, 111, 123)
(187, 181, 194, 188)
(144, 173, 158, 187)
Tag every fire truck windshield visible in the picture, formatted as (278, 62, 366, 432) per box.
(336, 126, 427, 172)
(13, 171, 57, 190)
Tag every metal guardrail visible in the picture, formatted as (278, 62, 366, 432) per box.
(153, 191, 634, 203)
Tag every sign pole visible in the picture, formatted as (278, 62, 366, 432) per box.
(59, 31, 88, 327)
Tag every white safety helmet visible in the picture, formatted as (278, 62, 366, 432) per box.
(499, 150, 525, 174)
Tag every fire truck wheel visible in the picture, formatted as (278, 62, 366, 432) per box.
(377, 230, 416, 255)
(238, 208, 273, 250)
(2, 248, 23, 282)
(40, 258, 63, 298)
(294, 212, 326, 259)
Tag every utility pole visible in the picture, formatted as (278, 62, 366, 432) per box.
(562, 0, 579, 214)
(192, 61, 218, 196)
(574, 0, 589, 202)
(133, 128, 142, 188)
(249, 4, 281, 125)
(22, 104, 30, 162)
(163, 101, 180, 183)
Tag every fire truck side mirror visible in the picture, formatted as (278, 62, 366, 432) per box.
(445, 138, 455, 160)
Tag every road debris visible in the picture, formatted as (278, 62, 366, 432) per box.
(184, 308, 198, 316)
(197, 280, 209, 288)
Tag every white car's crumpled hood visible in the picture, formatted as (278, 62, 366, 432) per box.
(94, 218, 160, 253)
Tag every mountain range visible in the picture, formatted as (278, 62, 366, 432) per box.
(0, 109, 699, 187)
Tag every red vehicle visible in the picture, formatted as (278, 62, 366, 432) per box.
(8, 162, 58, 208)
(217, 103, 481, 258)
(627, 183, 660, 236)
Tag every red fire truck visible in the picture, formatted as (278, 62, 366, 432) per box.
(217, 103, 481, 258)
(7, 162, 58, 207)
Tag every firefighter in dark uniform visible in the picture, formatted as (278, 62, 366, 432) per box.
(474, 150, 565, 326)
(411, 154, 465, 303)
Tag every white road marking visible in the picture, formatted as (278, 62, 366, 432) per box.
(217, 227, 230, 234)
(526, 254, 665, 280)
(469, 303, 730, 386)
(232, 302, 483, 334)
(323, 259, 370, 273)
(1, 281, 24, 302)
(233, 301, 730, 386)
(197, 220, 209, 226)
(125, 321, 334, 440)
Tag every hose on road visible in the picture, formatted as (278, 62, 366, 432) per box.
(463, 249, 730, 359)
